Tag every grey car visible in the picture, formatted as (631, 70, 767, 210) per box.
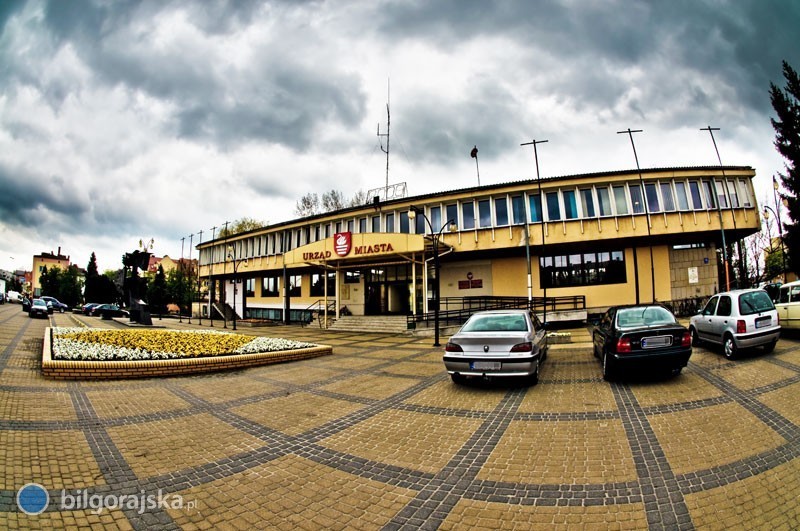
(689, 289, 781, 359)
(443, 309, 548, 384)
(29, 299, 49, 318)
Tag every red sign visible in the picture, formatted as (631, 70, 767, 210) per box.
(334, 232, 352, 257)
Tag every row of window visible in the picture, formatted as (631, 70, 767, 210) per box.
(201, 177, 752, 266)
(243, 273, 336, 298)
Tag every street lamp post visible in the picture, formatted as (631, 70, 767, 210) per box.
(227, 244, 246, 331)
(408, 206, 456, 347)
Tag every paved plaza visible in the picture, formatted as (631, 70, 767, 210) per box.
(1, 303, 800, 530)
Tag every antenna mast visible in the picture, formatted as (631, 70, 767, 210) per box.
(377, 80, 390, 199)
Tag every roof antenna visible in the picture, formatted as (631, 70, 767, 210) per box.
(377, 79, 390, 200)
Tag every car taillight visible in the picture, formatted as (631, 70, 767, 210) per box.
(444, 342, 463, 352)
(681, 331, 691, 347)
(616, 337, 631, 353)
(736, 320, 746, 334)
(510, 342, 533, 352)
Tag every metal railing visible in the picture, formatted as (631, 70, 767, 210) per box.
(406, 295, 586, 329)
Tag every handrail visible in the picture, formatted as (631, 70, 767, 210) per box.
(406, 295, 586, 329)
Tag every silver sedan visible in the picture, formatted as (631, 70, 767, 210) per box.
(443, 309, 548, 385)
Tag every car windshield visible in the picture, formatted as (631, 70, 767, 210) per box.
(738, 291, 775, 315)
(33, 300, 46, 307)
(616, 306, 676, 328)
(461, 314, 528, 332)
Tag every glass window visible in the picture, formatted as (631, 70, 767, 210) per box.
(689, 181, 703, 209)
(478, 199, 492, 227)
(715, 180, 728, 208)
(580, 189, 595, 218)
(675, 181, 689, 211)
(324, 224, 330, 238)
(261, 276, 279, 297)
(597, 187, 613, 216)
(446, 204, 458, 228)
(344, 271, 361, 284)
(511, 195, 525, 224)
(415, 212, 425, 234)
(430, 206, 441, 232)
(645, 183, 660, 212)
(462, 201, 476, 229)
(246, 278, 255, 297)
(529, 193, 542, 222)
(703, 181, 717, 209)
(540, 249, 626, 288)
(612, 185, 628, 215)
(546, 192, 561, 221)
(495, 197, 509, 226)
(347, 219, 354, 232)
(359, 218, 367, 233)
(372, 215, 380, 232)
(310, 272, 336, 297)
(385, 213, 395, 232)
(629, 184, 644, 214)
(563, 190, 578, 219)
(288, 275, 301, 297)
(716, 295, 732, 316)
(660, 182, 675, 211)
(399, 211, 410, 233)
(738, 179, 752, 207)
(727, 180, 739, 207)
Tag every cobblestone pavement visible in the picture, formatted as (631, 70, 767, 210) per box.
(1, 304, 800, 529)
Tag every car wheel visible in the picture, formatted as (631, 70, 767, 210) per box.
(723, 335, 737, 360)
(602, 351, 615, 381)
(671, 367, 683, 377)
(763, 341, 777, 354)
(689, 326, 702, 347)
(450, 373, 465, 384)
(528, 363, 540, 385)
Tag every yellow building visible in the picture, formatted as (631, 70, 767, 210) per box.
(197, 166, 760, 326)
(31, 247, 71, 297)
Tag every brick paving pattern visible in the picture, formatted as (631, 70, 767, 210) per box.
(1, 304, 799, 529)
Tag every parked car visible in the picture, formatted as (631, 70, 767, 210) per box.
(91, 304, 128, 318)
(6, 290, 23, 303)
(775, 280, 800, 330)
(443, 309, 548, 385)
(28, 299, 49, 319)
(21, 297, 31, 312)
(593, 304, 692, 380)
(0, 292, 5, 304)
(689, 289, 781, 359)
(82, 302, 101, 315)
(40, 296, 69, 313)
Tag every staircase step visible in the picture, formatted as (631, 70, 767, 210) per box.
(326, 315, 409, 333)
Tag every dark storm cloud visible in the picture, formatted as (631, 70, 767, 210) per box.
(0, 163, 87, 225)
(376, 0, 800, 121)
(30, 0, 367, 151)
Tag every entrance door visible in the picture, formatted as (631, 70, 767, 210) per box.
(364, 265, 412, 315)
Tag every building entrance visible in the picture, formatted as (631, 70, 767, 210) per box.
(364, 265, 413, 315)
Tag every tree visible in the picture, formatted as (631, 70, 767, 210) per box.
(769, 60, 800, 274)
(84, 252, 101, 303)
(147, 264, 168, 317)
(295, 193, 320, 217)
(218, 217, 266, 238)
(38, 265, 83, 307)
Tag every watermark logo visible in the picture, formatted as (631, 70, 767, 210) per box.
(17, 483, 49, 515)
(16, 485, 196, 515)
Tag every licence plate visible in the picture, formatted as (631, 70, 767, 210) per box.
(642, 336, 672, 349)
(471, 361, 502, 371)
(756, 317, 771, 329)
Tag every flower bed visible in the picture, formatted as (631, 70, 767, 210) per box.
(42, 328, 332, 380)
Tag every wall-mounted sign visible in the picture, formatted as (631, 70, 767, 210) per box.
(334, 232, 352, 257)
(688, 266, 699, 284)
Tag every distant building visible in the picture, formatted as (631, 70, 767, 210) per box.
(31, 247, 71, 297)
(146, 255, 178, 275)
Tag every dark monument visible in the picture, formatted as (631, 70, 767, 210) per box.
(122, 250, 153, 325)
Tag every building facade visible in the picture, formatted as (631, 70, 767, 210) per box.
(31, 247, 71, 297)
(196, 166, 760, 323)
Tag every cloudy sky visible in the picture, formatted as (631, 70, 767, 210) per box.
(1, 0, 798, 273)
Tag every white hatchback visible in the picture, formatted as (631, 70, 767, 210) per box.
(689, 289, 781, 359)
